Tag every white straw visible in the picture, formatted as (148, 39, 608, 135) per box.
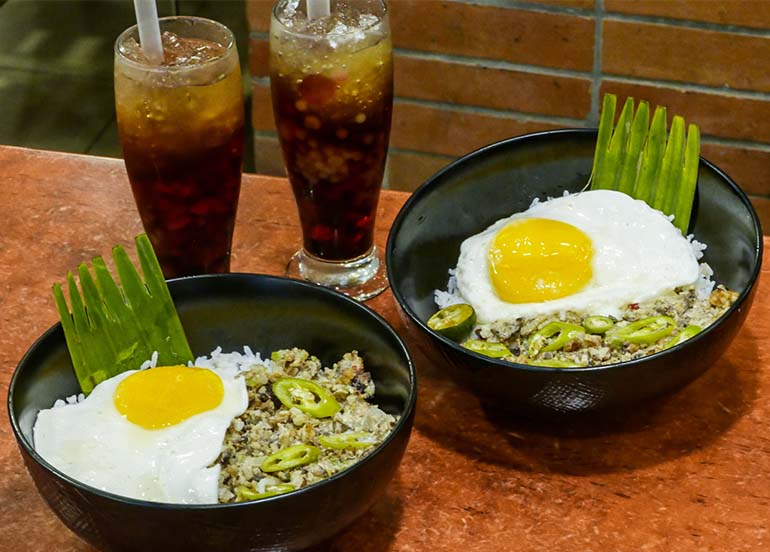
(307, 0, 331, 20)
(133, 0, 164, 64)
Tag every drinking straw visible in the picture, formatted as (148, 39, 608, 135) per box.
(307, 0, 331, 19)
(133, 0, 164, 64)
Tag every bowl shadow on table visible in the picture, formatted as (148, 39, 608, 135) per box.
(409, 330, 760, 476)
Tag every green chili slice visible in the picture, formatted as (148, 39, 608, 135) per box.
(528, 322, 585, 356)
(261, 444, 320, 473)
(235, 484, 295, 502)
(583, 315, 614, 334)
(663, 324, 702, 350)
(462, 339, 511, 359)
(272, 378, 340, 418)
(318, 432, 377, 450)
(606, 316, 676, 347)
(427, 303, 476, 342)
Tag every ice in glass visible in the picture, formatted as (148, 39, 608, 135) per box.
(115, 17, 244, 278)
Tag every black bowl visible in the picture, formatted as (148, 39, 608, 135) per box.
(386, 129, 761, 415)
(8, 274, 416, 552)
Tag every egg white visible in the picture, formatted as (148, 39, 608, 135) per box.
(33, 366, 248, 504)
(454, 190, 700, 323)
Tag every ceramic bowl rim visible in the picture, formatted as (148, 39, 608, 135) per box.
(386, 128, 763, 375)
(7, 272, 417, 511)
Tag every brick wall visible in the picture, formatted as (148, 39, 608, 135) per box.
(246, 0, 770, 231)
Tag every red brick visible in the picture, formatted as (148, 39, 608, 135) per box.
(600, 80, 770, 143)
(251, 83, 275, 132)
(606, 0, 770, 30)
(395, 55, 591, 118)
(700, 143, 770, 197)
(391, 102, 559, 157)
(390, 1, 594, 71)
(248, 37, 269, 78)
(246, 0, 273, 32)
(387, 150, 455, 192)
(603, 20, 770, 93)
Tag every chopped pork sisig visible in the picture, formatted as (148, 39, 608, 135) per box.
(217, 348, 397, 502)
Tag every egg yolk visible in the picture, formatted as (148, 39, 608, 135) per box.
(114, 365, 224, 430)
(488, 218, 593, 303)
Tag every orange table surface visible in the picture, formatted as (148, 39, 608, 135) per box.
(1, 145, 768, 552)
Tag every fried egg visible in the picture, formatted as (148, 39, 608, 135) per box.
(33, 364, 248, 504)
(454, 190, 700, 323)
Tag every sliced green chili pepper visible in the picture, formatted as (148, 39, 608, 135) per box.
(318, 432, 377, 450)
(606, 316, 676, 347)
(235, 484, 295, 501)
(462, 339, 511, 359)
(583, 315, 614, 334)
(261, 444, 320, 473)
(273, 377, 340, 418)
(663, 324, 701, 350)
(427, 303, 476, 342)
(528, 322, 585, 356)
(529, 358, 584, 368)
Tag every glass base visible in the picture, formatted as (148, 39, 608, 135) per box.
(285, 247, 388, 301)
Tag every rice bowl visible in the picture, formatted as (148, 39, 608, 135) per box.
(9, 273, 416, 551)
(387, 129, 761, 413)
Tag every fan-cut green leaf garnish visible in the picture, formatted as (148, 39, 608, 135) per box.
(589, 93, 701, 235)
(53, 234, 193, 394)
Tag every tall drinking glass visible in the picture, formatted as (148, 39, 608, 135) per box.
(270, 0, 393, 300)
(115, 17, 244, 279)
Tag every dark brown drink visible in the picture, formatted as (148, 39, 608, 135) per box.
(119, 122, 243, 277)
(115, 18, 244, 278)
(270, 1, 393, 263)
(272, 72, 392, 260)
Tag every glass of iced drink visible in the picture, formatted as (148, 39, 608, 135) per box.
(115, 17, 244, 278)
(270, 0, 393, 300)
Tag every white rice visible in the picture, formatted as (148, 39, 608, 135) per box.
(139, 350, 159, 370)
(190, 346, 271, 379)
(52, 393, 85, 409)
